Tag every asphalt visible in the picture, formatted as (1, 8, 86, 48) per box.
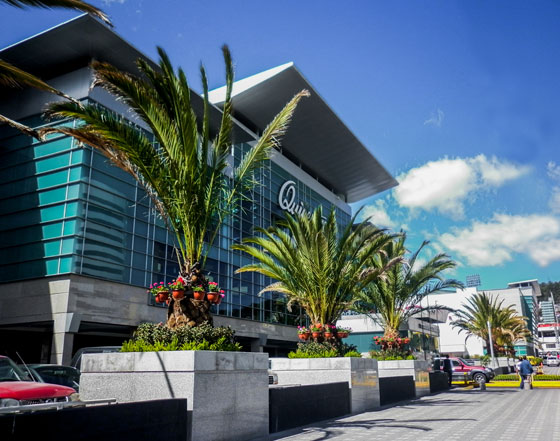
(266, 387, 560, 441)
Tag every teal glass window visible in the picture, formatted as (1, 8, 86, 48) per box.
(59, 256, 72, 273)
(61, 238, 74, 254)
(40, 204, 66, 222)
(44, 240, 61, 257)
(35, 152, 71, 173)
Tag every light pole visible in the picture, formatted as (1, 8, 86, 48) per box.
(487, 320, 496, 368)
(550, 293, 560, 350)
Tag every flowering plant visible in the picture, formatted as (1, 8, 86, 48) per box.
(336, 326, 352, 334)
(323, 324, 336, 333)
(373, 336, 410, 350)
(168, 277, 186, 290)
(193, 285, 204, 292)
(147, 282, 168, 296)
(310, 325, 323, 332)
(208, 281, 223, 293)
(297, 326, 310, 335)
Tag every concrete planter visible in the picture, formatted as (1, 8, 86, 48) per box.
(269, 357, 379, 413)
(378, 360, 431, 398)
(80, 351, 269, 441)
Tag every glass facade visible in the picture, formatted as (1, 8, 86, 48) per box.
(0, 114, 351, 327)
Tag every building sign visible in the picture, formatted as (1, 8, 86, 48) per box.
(278, 180, 309, 216)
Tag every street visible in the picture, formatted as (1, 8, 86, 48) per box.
(268, 388, 560, 441)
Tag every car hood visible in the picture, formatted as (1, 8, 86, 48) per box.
(466, 364, 489, 370)
(0, 381, 75, 400)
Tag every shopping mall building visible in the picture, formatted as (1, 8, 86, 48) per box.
(0, 15, 396, 364)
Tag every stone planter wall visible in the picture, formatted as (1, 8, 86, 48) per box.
(269, 357, 379, 413)
(377, 360, 431, 398)
(80, 351, 269, 441)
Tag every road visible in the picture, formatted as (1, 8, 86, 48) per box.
(267, 388, 560, 441)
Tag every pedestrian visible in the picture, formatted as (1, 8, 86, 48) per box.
(442, 354, 453, 387)
(515, 356, 522, 374)
(518, 356, 534, 390)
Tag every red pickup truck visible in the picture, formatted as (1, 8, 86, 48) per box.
(0, 355, 76, 407)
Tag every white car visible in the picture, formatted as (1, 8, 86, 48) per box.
(546, 357, 560, 367)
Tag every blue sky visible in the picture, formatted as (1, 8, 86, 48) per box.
(1, 1, 559, 289)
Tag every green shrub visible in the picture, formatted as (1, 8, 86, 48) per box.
(121, 322, 241, 352)
(493, 375, 520, 381)
(344, 351, 362, 358)
(533, 375, 560, 381)
(288, 340, 358, 359)
(369, 350, 416, 361)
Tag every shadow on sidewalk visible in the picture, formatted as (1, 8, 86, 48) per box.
(266, 416, 476, 440)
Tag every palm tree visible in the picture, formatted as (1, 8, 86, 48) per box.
(232, 207, 396, 326)
(354, 234, 463, 341)
(451, 291, 530, 358)
(2, 0, 109, 23)
(0, 0, 110, 137)
(40, 46, 308, 327)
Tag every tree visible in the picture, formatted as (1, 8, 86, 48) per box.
(41, 46, 308, 327)
(451, 291, 530, 357)
(232, 207, 396, 327)
(354, 234, 463, 341)
(0, 0, 110, 137)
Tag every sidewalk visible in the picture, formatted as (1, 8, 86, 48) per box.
(266, 388, 560, 441)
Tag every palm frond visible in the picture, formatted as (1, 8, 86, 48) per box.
(3, 0, 111, 25)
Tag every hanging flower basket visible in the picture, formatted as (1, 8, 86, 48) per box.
(172, 290, 185, 300)
(155, 292, 169, 304)
(324, 332, 333, 339)
(207, 292, 220, 303)
(194, 291, 206, 301)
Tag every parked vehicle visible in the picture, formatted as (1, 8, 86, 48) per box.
(546, 357, 560, 367)
(0, 356, 76, 408)
(70, 346, 122, 370)
(433, 357, 495, 384)
(20, 364, 80, 392)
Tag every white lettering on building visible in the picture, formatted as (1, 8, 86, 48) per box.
(278, 180, 308, 216)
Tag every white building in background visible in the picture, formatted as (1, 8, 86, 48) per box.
(423, 280, 541, 357)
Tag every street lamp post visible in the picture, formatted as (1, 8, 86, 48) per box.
(487, 320, 496, 368)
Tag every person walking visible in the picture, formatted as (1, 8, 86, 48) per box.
(442, 354, 453, 387)
(519, 356, 534, 390)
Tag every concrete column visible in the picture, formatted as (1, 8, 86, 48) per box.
(250, 333, 268, 352)
(50, 312, 81, 365)
(51, 331, 74, 365)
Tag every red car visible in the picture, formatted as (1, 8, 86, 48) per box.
(434, 357, 495, 384)
(0, 356, 77, 408)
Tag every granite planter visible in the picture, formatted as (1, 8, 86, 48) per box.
(378, 359, 431, 398)
(80, 351, 269, 441)
(269, 357, 380, 413)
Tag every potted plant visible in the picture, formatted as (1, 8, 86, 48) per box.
(336, 326, 352, 338)
(192, 285, 206, 301)
(323, 324, 335, 339)
(297, 326, 311, 341)
(148, 282, 169, 304)
(206, 281, 224, 304)
(310, 324, 323, 339)
(168, 277, 187, 299)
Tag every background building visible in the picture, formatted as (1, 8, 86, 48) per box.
(0, 16, 396, 364)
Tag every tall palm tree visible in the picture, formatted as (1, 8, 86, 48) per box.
(354, 234, 463, 340)
(451, 291, 530, 357)
(41, 46, 308, 326)
(232, 207, 396, 325)
(0, 0, 110, 137)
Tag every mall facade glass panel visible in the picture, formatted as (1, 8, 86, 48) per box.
(0, 114, 350, 327)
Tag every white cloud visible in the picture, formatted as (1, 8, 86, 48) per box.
(439, 213, 560, 267)
(548, 162, 560, 181)
(548, 162, 560, 214)
(360, 199, 395, 229)
(394, 155, 530, 219)
(424, 109, 445, 127)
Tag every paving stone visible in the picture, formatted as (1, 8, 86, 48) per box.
(266, 388, 560, 441)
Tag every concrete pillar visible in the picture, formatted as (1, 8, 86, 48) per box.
(50, 312, 81, 365)
(250, 333, 268, 352)
(51, 331, 74, 365)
